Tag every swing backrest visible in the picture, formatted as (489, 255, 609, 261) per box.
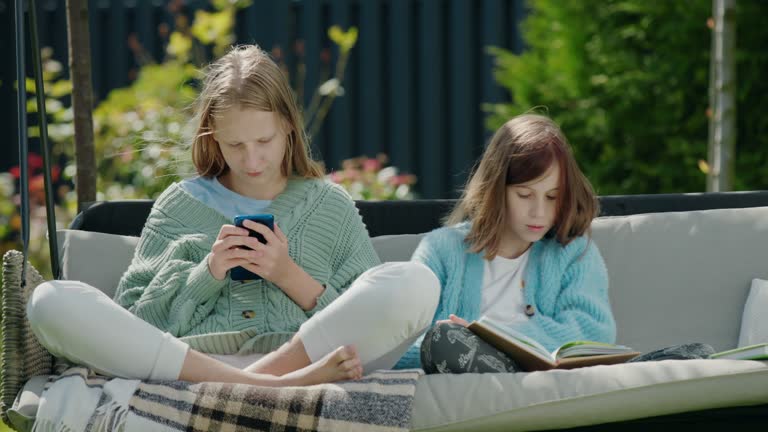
(59, 191, 768, 342)
(70, 192, 768, 237)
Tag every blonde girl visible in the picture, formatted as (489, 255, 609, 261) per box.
(28, 45, 439, 385)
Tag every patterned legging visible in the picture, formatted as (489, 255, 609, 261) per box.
(420, 323, 716, 374)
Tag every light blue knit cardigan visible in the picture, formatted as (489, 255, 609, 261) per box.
(395, 223, 617, 369)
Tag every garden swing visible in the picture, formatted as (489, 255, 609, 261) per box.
(4, 0, 768, 430)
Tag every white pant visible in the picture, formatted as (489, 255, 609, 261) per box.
(27, 262, 439, 380)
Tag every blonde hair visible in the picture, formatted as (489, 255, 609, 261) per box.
(191, 45, 324, 178)
(446, 114, 598, 259)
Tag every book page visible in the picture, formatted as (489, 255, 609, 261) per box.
(477, 316, 552, 359)
(554, 341, 636, 360)
(709, 343, 768, 360)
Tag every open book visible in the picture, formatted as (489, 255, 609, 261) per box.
(467, 317, 641, 371)
(709, 343, 768, 360)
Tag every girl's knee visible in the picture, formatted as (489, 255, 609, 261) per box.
(360, 262, 439, 315)
(27, 280, 100, 330)
(27, 281, 64, 329)
(420, 322, 465, 372)
(404, 262, 440, 302)
(381, 261, 439, 306)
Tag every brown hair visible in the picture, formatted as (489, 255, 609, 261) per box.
(191, 45, 324, 178)
(445, 114, 598, 259)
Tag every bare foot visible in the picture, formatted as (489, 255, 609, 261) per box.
(279, 345, 363, 386)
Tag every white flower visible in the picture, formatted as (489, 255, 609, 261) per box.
(395, 184, 411, 199)
(64, 164, 77, 179)
(142, 130, 158, 142)
(377, 166, 397, 183)
(46, 99, 63, 112)
(44, 59, 62, 74)
(131, 119, 145, 132)
(60, 107, 73, 121)
(145, 144, 163, 159)
(123, 112, 140, 123)
(317, 78, 345, 97)
(0, 173, 13, 196)
(106, 184, 122, 199)
(48, 123, 74, 141)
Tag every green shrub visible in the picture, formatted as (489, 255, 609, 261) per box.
(487, 0, 768, 194)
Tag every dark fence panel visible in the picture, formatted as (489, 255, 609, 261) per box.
(2, 0, 525, 198)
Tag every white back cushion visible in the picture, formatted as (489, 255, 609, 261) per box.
(591, 207, 768, 352)
(370, 234, 425, 262)
(57, 230, 138, 299)
(738, 278, 768, 347)
(57, 205, 768, 351)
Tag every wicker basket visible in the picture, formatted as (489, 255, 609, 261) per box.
(1, 250, 54, 427)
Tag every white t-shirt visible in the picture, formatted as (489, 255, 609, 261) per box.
(480, 249, 531, 325)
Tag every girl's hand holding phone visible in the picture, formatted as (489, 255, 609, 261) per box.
(238, 220, 295, 285)
(208, 219, 323, 310)
(207, 224, 266, 280)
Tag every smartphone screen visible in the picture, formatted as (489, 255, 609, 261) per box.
(231, 214, 274, 280)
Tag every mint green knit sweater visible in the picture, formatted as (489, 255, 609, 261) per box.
(113, 178, 381, 355)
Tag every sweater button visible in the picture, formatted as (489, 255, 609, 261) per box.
(524, 304, 535, 317)
(242, 310, 255, 319)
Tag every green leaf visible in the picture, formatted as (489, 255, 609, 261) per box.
(328, 26, 358, 53)
(25, 78, 37, 94)
(166, 32, 192, 61)
(49, 80, 73, 98)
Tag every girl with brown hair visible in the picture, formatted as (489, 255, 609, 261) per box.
(395, 113, 617, 372)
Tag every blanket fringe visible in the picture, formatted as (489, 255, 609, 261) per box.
(92, 397, 129, 432)
(31, 418, 75, 432)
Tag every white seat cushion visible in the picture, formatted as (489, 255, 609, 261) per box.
(410, 359, 768, 431)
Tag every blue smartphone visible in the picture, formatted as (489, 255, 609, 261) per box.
(230, 213, 275, 281)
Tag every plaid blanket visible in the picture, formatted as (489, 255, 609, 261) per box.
(33, 367, 423, 432)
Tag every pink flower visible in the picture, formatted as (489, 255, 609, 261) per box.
(346, 170, 361, 181)
(329, 171, 343, 183)
(363, 158, 381, 172)
(389, 174, 417, 186)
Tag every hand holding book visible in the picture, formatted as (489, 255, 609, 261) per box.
(435, 314, 470, 327)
